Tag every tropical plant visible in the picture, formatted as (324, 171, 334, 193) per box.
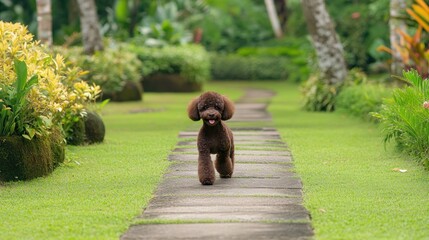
(378, 0, 429, 78)
(0, 21, 100, 140)
(0, 60, 38, 139)
(132, 0, 207, 47)
(373, 70, 429, 167)
(406, 0, 429, 32)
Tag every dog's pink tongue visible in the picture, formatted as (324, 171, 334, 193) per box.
(209, 120, 215, 124)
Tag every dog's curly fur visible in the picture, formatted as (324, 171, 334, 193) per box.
(187, 91, 235, 185)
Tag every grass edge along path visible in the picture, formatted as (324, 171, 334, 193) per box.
(0, 87, 246, 240)
(1, 81, 429, 239)
(0, 92, 205, 240)
(269, 83, 429, 239)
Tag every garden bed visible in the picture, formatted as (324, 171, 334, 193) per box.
(143, 73, 202, 92)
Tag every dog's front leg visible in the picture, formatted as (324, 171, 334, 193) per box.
(215, 150, 233, 178)
(198, 150, 215, 185)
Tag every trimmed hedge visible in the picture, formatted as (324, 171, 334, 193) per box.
(210, 54, 289, 80)
(129, 44, 211, 84)
(66, 111, 105, 145)
(0, 132, 65, 181)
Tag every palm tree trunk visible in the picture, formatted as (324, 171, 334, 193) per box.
(390, 0, 407, 77)
(36, 0, 52, 47)
(76, 0, 104, 55)
(265, 0, 283, 38)
(301, 0, 347, 85)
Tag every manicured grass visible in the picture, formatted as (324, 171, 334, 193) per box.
(2, 81, 428, 239)
(268, 82, 429, 239)
(0, 86, 247, 240)
(0, 92, 199, 239)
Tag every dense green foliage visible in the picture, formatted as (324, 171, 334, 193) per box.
(336, 84, 392, 122)
(373, 70, 429, 167)
(129, 44, 210, 83)
(55, 43, 142, 95)
(235, 37, 313, 82)
(198, 0, 272, 52)
(0, 21, 99, 141)
(0, 0, 273, 52)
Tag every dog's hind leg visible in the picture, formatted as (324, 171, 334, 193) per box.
(198, 152, 215, 185)
(215, 151, 234, 178)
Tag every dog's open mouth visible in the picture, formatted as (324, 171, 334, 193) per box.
(205, 119, 218, 126)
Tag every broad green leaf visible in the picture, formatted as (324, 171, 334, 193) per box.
(13, 59, 28, 91)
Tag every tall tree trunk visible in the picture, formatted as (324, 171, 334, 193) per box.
(129, 0, 141, 37)
(265, 0, 283, 38)
(76, 0, 104, 55)
(275, 0, 288, 31)
(36, 0, 52, 47)
(390, 0, 407, 77)
(301, 0, 347, 85)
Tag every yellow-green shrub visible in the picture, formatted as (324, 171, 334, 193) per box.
(0, 21, 100, 139)
(55, 43, 142, 95)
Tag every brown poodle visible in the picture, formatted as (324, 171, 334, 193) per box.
(187, 91, 235, 185)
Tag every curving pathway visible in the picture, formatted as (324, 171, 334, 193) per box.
(121, 89, 314, 239)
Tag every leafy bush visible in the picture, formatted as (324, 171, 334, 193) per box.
(301, 72, 339, 111)
(199, 0, 273, 52)
(373, 70, 429, 167)
(128, 44, 210, 83)
(336, 84, 392, 122)
(234, 38, 313, 82)
(210, 54, 288, 81)
(0, 21, 100, 140)
(55, 42, 142, 95)
(302, 68, 367, 112)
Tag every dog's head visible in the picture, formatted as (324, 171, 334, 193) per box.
(187, 91, 234, 126)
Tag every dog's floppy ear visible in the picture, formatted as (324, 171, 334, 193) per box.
(187, 97, 200, 121)
(221, 95, 235, 120)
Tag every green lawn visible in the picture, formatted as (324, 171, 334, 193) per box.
(268, 82, 429, 239)
(0, 92, 199, 239)
(1, 81, 428, 239)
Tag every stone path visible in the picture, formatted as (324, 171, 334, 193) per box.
(121, 89, 314, 239)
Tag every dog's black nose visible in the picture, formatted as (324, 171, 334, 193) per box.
(208, 113, 215, 118)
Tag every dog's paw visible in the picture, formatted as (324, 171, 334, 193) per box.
(220, 174, 232, 178)
(200, 178, 214, 185)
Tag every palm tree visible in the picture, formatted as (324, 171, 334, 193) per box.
(265, 0, 283, 38)
(301, 0, 347, 85)
(36, 0, 52, 47)
(390, 0, 407, 77)
(76, 0, 104, 54)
